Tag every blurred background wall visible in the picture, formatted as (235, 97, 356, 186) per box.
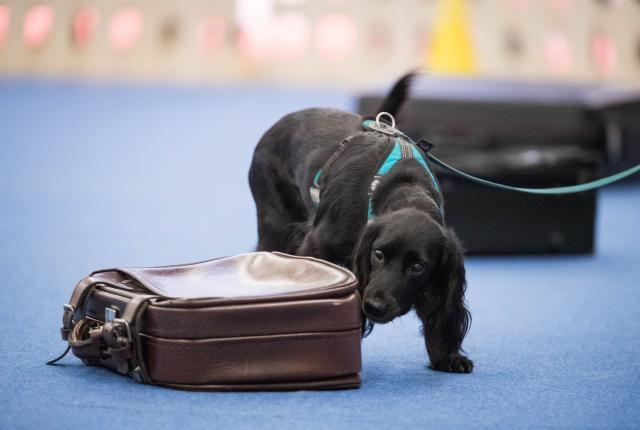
(0, 0, 639, 88)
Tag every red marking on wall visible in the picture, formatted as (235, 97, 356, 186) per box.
(73, 6, 99, 49)
(23, 4, 54, 49)
(0, 5, 10, 48)
(544, 31, 572, 75)
(591, 32, 617, 76)
(198, 16, 226, 55)
(109, 7, 144, 54)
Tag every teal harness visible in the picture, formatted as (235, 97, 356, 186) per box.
(310, 119, 443, 220)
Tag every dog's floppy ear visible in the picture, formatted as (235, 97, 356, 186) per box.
(352, 223, 379, 289)
(416, 228, 471, 366)
(352, 223, 380, 337)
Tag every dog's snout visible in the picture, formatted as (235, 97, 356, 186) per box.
(363, 299, 388, 319)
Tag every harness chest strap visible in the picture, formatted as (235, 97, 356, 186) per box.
(367, 137, 443, 220)
(309, 137, 350, 207)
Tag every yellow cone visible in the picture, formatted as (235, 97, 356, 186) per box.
(428, 0, 476, 74)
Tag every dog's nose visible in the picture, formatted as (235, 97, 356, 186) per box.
(363, 299, 388, 319)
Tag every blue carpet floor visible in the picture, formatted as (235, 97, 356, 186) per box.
(0, 80, 638, 429)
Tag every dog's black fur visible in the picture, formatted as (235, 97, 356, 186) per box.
(249, 73, 472, 373)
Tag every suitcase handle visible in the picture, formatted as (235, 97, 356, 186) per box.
(48, 280, 157, 384)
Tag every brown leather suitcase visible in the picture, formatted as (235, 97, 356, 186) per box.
(52, 252, 362, 390)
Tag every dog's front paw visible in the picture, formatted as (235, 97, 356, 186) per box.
(430, 354, 474, 373)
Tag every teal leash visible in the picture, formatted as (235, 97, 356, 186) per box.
(364, 113, 640, 198)
(423, 149, 640, 195)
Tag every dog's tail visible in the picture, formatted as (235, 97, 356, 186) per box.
(376, 71, 418, 118)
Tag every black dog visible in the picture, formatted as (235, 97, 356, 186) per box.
(249, 73, 472, 373)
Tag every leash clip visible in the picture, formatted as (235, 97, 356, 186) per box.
(416, 138, 435, 153)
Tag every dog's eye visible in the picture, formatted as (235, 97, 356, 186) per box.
(373, 249, 385, 261)
(409, 262, 425, 274)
